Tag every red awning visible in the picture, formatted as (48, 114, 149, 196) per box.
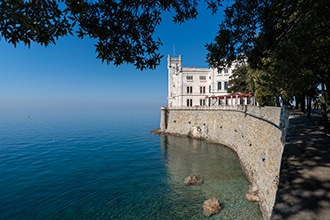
(206, 93, 254, 99)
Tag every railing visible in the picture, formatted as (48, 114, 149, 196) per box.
(167, 105, 248, 110)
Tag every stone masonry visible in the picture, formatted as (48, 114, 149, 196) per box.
(160, 105, 289, 220)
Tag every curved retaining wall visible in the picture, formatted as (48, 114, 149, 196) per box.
(160, 106, 289, 220)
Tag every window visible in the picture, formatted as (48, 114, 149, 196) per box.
(217, 82, 222, 90)
(187, 99, 193, 107)
(199, 76, 206, 80)
(209, 85, 211, 93)
(200, 99, 206, 106)
(200, 86, 205, 94)
(186, 86, 192, 94)
(224, 81, 228, 90)
(224, 68, 229, 74)
(186, 76, 193, 80)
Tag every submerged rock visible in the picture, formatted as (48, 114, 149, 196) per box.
(184, 175, 203, 185)
(203, 197, 221, 217)
(151, 128, 162, 134)
(246, 184, 259, 202)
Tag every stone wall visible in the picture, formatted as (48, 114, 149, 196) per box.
(161, 106, 289, 220)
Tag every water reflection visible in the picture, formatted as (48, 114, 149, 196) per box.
(160, 135, 262, 220)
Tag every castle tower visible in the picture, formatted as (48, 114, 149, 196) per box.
(167, 55, 182, 107)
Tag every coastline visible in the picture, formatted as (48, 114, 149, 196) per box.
(154, 106, 289, 220)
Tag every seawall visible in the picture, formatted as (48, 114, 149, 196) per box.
(160, 105, 289, 220)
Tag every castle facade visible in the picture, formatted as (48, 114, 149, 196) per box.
(167, 55, 252, 108)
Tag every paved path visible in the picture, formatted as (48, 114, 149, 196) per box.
(272, 110, 330, 220)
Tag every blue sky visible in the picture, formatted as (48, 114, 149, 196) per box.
(0, 3, 225, 114)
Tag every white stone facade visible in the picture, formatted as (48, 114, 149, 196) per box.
(167, 55, 248, 108)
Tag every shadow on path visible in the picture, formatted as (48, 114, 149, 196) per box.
(272, 110, 330, 220)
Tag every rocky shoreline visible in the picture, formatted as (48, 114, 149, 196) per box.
(154, 109, 330, 219)
(152, 128, 264, 217)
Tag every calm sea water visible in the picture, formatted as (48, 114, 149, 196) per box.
(0, 108, 261, 219)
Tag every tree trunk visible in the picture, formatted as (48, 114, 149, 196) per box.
(306, 92, 312, 118)
(320, 82, 330, 134)
(296, 94, 305, 112)
(275, 95, 280, 107)
(295, 96, 299, 109)
(325, 82, 330, 134)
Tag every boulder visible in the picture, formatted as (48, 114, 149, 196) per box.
(151, 128, 162, 134)
(184, 175, 203, 185)
(203, 198, 221, 217)
(189, 126, 202, 139)
(246, 184, 259, 202)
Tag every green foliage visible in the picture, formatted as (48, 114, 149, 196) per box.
(0, 0, 72, 47)
(206, 0, 330, 71)
(0, 0, 223, 70)
(227, 64, 254, 94)
(229, 62, 288, 106)
(206, 0, 330, 130)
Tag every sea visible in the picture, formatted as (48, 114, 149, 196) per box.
(0, 108, 262, 220)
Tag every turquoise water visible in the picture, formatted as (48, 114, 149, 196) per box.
(0, 109, 261, 219)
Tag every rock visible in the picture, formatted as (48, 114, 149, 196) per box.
(203, 198, 221, 217)
(246, 184, 259, 202)
(184, 175, 203, 185)
(189, 126, 202, 138)
(151, 128, 162, 134)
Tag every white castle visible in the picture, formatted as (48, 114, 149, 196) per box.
(167, 55, 253, 108)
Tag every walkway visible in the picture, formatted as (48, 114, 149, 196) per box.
(272, 110, 330, 220)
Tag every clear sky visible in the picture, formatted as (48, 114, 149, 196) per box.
(0, 3, 225, 114)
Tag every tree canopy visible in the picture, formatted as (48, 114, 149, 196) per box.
(2, 0, 330, 131)
(206, 0, 330, 70)
(206, 0, 330, 132)
(0, 0, 223, 70)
